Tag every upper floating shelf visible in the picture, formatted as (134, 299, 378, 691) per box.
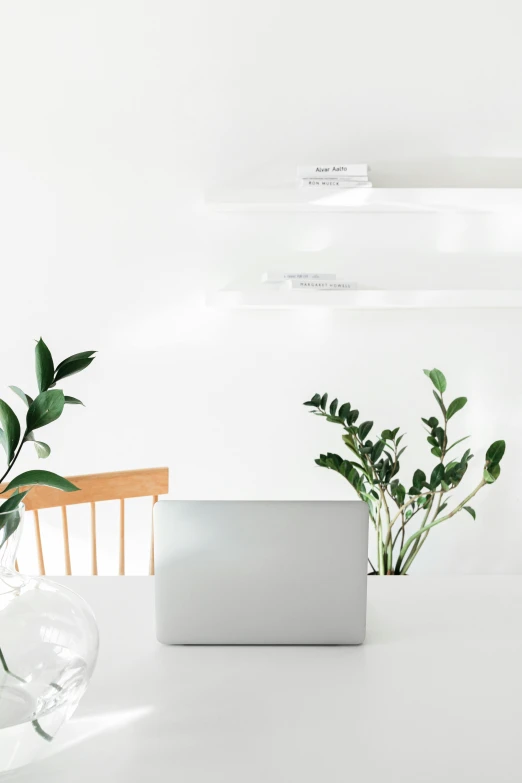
(208, 287, 522, 310)
(206, 187, 522, 214)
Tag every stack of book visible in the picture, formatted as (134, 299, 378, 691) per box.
(297, 163, 371, 189)
(262, 272, 354, 291)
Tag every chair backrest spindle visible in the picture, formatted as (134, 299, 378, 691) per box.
(90, 502, 98, 576)
(61, 506, 72, 575)
(33, 509, 45, 576)
(119, 499, 125, 576)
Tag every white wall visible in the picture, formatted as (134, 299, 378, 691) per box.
(1, 0, 522, 574)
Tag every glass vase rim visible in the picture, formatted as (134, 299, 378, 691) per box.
(0, 502, 25, 517)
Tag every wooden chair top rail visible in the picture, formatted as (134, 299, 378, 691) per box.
(0, 467, 168, 511)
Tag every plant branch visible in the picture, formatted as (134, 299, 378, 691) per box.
(0, 647, 25, 683)
(0, 432, 27, 486)
(399, 492, 443, 575)
(398, 479, 487, 569)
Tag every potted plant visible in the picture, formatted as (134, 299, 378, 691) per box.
(0, 339, 98, 773)
(304, 368, 505, 575)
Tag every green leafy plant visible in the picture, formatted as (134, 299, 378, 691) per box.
(0, 338, 95, 738)
(0, 338, 96, 542)
(304, 368, 505, 575)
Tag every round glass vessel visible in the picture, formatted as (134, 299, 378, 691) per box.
(0, 505, 99, 772)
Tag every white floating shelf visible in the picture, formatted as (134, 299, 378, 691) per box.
(207, 287, 522, 310)
(206, 187, 522, 214)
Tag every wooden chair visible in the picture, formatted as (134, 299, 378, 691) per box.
(0, 467, 169, 576)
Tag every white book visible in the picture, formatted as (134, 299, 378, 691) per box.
(308, 175, 369, 182)
(298, 163, 369, 178)
(300, 179, 372, 189)
(303, 176, 370, 182)
(262, 272, 336, 283)
(289, 280, 353, 290)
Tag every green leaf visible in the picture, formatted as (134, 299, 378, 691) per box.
(64, 396, 84, 406)
(338, 402, 351, 420)
(26, 390, 65, 431)
(329, 398, 338, 416)
(320, 393, 328, 411)
(0, 490, 30, 512)
(35, 338, 54, 393)
(25, 433, 51, 459)
(435, 426, 445, 447)
(395, 483, 406, 506)
(0, 429, 5, 455)
(347, 409, 359, 425)
(486, 440, 505, 465)
(412, 469, 426, 490)
(446, 436, 470, 454)
(325, 453, 342, 470)
(371, 440, 385, 462)
(381, 429, 392, 440)
(9, 386, 34, 407)
(431, 446, 442, 458)
(2, 470, 79, 494)
(309, 394, 322, 407)
(435, 502, 448, 517)
(358, 421, 373, 441)
(433, 391, 446, 416)
(0, 400, 21, 464)
(424, 368, 447, 394)
(0, 499, 24, 541)
(55, 350, 96, 368)
(54, 351, 96, 384)
(447, 397, 467, 420)
(342, 433, 356, 450)
(430, 463, 445, 490)
(484, 464, 501, 484)
(464, 506, 476, 520)
(34, 442, 51, 459)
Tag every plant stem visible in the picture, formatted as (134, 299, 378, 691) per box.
(399, 493, 442, 574)
(389, 492, 430, 528)
(32, 720, 53, 742)
(0, 646, 25, 683)
(399, 494, 436, 572)
(398, 479, 486, 572)
(380, 491, 393, 574)
(0, 433, 27, 485)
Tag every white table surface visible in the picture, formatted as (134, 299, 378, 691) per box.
(9, 576, 522, 782)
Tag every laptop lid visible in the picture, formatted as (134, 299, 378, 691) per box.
(154, 500, 368, 645)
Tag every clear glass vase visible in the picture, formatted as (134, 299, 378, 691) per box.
(0, 505, 99, 772)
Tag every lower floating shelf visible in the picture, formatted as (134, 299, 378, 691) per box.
(206, 186, 522, 214)
(207, 288, 522, 310)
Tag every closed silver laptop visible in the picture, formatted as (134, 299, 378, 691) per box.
(154, 500, 368, 645)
